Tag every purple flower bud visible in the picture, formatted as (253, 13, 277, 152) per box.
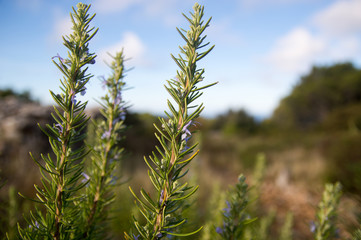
(182, 121, 192, 133)
(181, 121, 192, 141)
(216, 227, 223, 235)
(223, 200, 231, 217)
(82, 172, 90, 180)
(69, 89, 77, 105)
(309, 221, 316, 233)
(52, 53, 65, 63)
(84, 50, 95, 64)
(81, 172, 90, 184)
(98, 76, 107, 89)
(101, 130, 111, 139)
(132, 234, 140, 240)
(71, 95, 77, 105)
(114, 93, 122, 105)
(119, 111, 126, 121)
(181, 145, 189, 153)
(55, 123, 63, 134)
(80, 87, 86, 96)
(109, 174, 117, 185)
(159, 190, 165, 205)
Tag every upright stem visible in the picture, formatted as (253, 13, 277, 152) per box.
(81, 51, 127, 239)
(126, 3, 216, 239)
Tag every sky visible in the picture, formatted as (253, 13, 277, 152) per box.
(1, 0, 361, 118)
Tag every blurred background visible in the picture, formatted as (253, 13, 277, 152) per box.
(1, 0, 361, 239)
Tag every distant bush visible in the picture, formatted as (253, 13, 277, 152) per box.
(211, 109, 259, 135)
(272, 63, 361, 129)
(0, 88, 33, 102)
(324, 133, 361, 195)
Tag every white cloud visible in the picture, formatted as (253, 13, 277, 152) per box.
(264, 27, 325, 73)
(143, 0, 183, 27)
(239, 0, 310, 9)
(92, 0, 192, 27)
(97, 32, 148, 66)
(327, 36, 360, 60)
(262, 0, 361, 83)
(47, 10, 72, 44)
(208, 18, 242, 45)
(312, 0, 361, 36)
(15, 0, 42, 11)
(92, 0, 142, 14)
(264, 0, 361, 74)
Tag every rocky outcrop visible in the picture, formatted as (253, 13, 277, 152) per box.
(0, 96, 53, 195)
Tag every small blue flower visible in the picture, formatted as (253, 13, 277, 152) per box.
(80, 87, 86, 96)
(29, 220, 40, 229)
(182, 121, 192, 134)
(132, 234, 140, 240)
(101, 130, 111, 139)
(109, 174, 117, 185)
(84, 50, 95, 64)
(181, 145, 190, 153)
(181, 121, 192, 141)
(52, 53, 68, 70)
(98, 76, 108, 89)
(114, 92, 122, 105)
(309, 221, 316, 233)
(82, 172, 90, 181)
(223, 200, 231, 217)
(216, 227, 223, 235)
(52, 53, 65, 64)
(118, 110, 126, 121)
(55, 123, 63, 134)
(82, 172, 90, 179)
(159, 189, 165, 205)
(72, 95, 77, 104)
(69, 89, 77, 105)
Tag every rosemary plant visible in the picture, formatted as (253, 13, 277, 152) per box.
(17, 3, 97, 239)
(279, 212, 293, 240)
(78, 51, 128, 239)
(125, 3, 216, 239)
(311, 182, 342, 240)
(353, 228, 361, 240)
(215, 174, 256, 240)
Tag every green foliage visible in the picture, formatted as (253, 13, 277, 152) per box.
(320, 104, 361, 131)
(279, 212, 293, 240)
(200, 183, 226, 240)
(7, 186, 17, 240)
(353, 228, 361, 240)
(17, 3, 97, 239)
(325, 133, 361, 195)
(77, 51, 128, 239)
(125, 3, 215, 239)
(253, 209, 276, 240)
(216, 175, 256, 240)
(312, 182, 342, 240)
(122, 112, 159, 168)
(249, 153, 266, 206)
(272, 63, 361, 129)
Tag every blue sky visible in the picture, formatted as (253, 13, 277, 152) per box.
(1, 0, 361, 118)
